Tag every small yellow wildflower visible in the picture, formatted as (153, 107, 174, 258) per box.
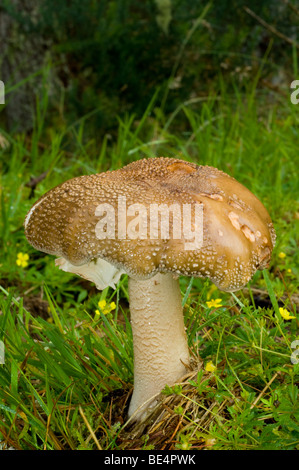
(95, 300, 116, 318)
(279, 307, 295, 320)
(206, 298, 222, 309)
(278, 252, 286, 259)
(98, 299, 107, 310)
(16, 252, 29, 268)
(205, 361, 216, 372)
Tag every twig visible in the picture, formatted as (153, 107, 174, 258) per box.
(282, 0, 299, 17)
(25, 170, 48, 189)
(161, 399, 192, 450)
(79, 406, 102, 450)
(250, 372, 278, 409)
(244, 6, 299, 50)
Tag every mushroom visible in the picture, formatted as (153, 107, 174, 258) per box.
(24, 157, 275, 420)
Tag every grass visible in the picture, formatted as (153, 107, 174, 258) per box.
(0, 77, 298, 450)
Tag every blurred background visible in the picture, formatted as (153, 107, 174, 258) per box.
(0, 0, 297, 137)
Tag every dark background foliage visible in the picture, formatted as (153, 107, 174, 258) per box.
(0, 0, 297, 134)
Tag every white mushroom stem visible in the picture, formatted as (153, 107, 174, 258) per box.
(128, 272, 190, 420)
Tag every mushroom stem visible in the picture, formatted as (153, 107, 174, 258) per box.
(128, 272, 190, 420)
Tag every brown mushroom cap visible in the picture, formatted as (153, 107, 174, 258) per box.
(24, 157, 275, 292)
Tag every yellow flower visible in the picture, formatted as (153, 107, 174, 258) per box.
(95, 300, 116, 318)
(16, 252, 29, 268)
(279, 307, 295, 320)
(205, 361, 216, 372)
(278, 252, 286, 259)
(206, 298, 222, 309)
(98, 299, 107, 310)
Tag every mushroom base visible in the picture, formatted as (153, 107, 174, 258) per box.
(128, 273, 190, 420)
